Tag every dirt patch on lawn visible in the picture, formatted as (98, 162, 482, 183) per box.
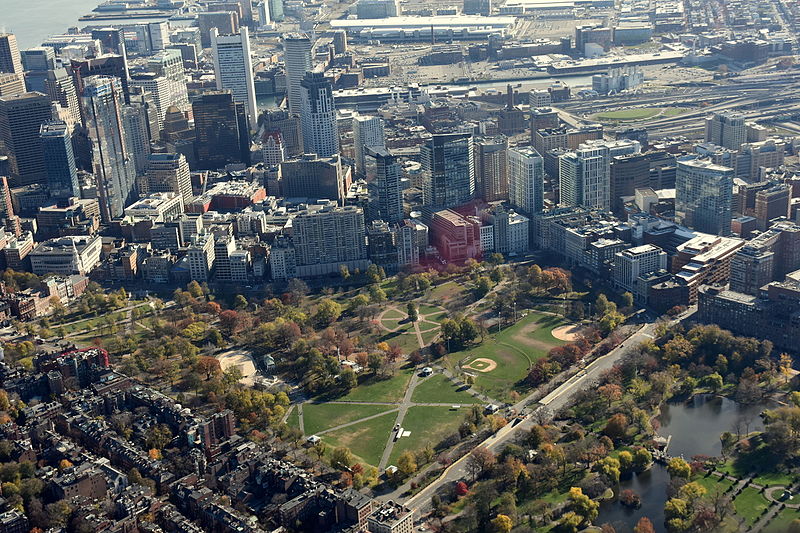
(465, 357, 498, 373)
(551, 324, 583, 342)
(217, 351, 258, 386)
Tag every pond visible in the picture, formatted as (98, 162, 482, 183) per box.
(597, 394, 770, 533)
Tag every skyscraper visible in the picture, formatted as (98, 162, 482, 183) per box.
(283, 33, 312, 114)
(474, 136, 508, 202)
(705, 111, 746, 151)
(0, 34, 23, 76)
(40, 121, 79, 200)
(81, 77, 137, 221)
(422, 132, 475, 208)
(300, 71, 339, 157)
(129, 49, 189, 128)
(508, 146, 544, 214)
(211, 27, 258, 129)
(193, 90, 250, 170)
(142, 153, 193, 205)
(353, 115, 385, 177)
(0, 91, 53, 186)
(675, 157, 734, 236)
(260, 108, 302, 156)
(280, 154, 347, 202)
(559, 144, 612, 210)
(261, 130, 285, 166)
(365, 146, 402, 223)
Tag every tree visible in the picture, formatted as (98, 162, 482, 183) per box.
(490, 514, 513, 533)
(455, 481, 469, 496)
(407, 302, 418, 322)
(339, 264, 350, 280)
(618, 450, 633, 473)
(568, 486, 599, 524)
(315, 299, 342, 326)
(634, 517, 656, 533)
(397, 450, 418, 478)
(667, 457, 692, 479)
(187, 280, 204, 299)
(233, 294, 248, 310)
(596, 456, 621, 484)
(196, 356, 222, 380)
(703, 372, 723, 394)
(475, 276, 492, 298)
(621, 291, 634, 308)
(595, 294, 610, 316)
(598, 383, 622, 408)
(341, 369, 357, 391)
(466, 446, 496, 481)
(632, 447, 652, 471)
(603, 413, 629, 441)
(330, 447, 355, 469)
(219, 310, 243, 337)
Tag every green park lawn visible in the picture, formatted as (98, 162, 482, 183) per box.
(753, 471, 795, 487)
(336, 367, 414, 403)
(734, 486, 771, 525)
(411, 374, 479, 404)
(694, 474, 734, 496)
(388, 406, 465, 464)
(302, 403, 394, 435)
(765, 507, 800, 532)
(446, 312, 565, 401)
(324, 411, 397, 467)
(286, 406, 300, 429)
(592, 107, 665, 121)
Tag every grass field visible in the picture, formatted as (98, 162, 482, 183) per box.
(694, 474, 734, 496)
(734, 486, 771, 525)
(753, 471, 795, 487)
(446, 312, 567, 401)
(336, 367, 414, 403)
(765, 507, 800, 532)
(411, 374, 479, 404)
(592, 107, 684, 122)
(286, 406, 300, 429)
(303, 403, 394, 435)
(324, 411, 397, 466)
(388, 406, 465, 464)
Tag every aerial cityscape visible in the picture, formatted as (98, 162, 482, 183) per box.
(0, 0, 800, 531)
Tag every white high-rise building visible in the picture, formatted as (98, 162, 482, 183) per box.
(353, 115, 385, 177)
(211, 27, 258, 130)
(559, 144, 613, 211)
(675, 157, 734, 236)
(283, 33, 313, 114)
(262, 130, 285, 165)
(300, 70, 339, 157)
(705, 111, 746, 151)
(613, 243, 667, 293)
(507, 146, 544, 214)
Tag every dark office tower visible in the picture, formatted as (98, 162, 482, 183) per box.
(198, 12, 240, 48)
(21, 47, 55, 72)
(259, 108, 302, 156)
(610, 152, 650, 215)
(70, 56, 130, 105)
(421, 132, 475, 208)
(91, 28, 129, 63)
(40, 121, 79, 200)
(474, 136, 508, 202)
(0, 34, 23, 75)
(365, 146, 402, 223)
(0, 92, 53, 186)
(81, 77, 137, 222)
(193, 90, 250, 170)
(332, 30, 347, 55)
(613, 127, 648, 150)
(300, 71, 338, 157)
